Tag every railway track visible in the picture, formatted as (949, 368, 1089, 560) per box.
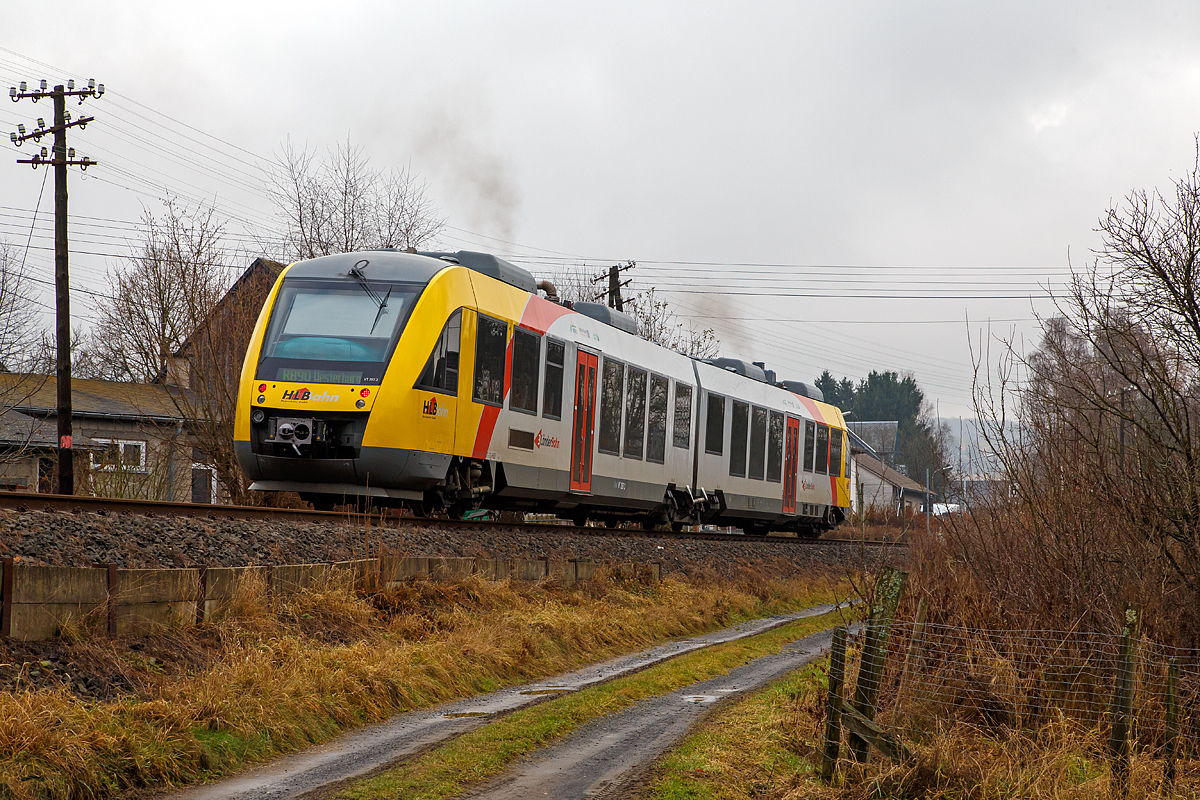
(0, 490, 904, 547)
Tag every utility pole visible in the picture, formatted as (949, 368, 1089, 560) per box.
(9, 78, 103, 495)
(591, 260, 635, 310)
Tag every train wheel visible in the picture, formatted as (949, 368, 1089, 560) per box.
(671, 521, 684, 532)
(604, 519, 618, 529)
(641, 518, 656, 531)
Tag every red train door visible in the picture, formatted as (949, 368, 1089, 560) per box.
(570, 350, 598, 492)
(783, 416, 799, 514)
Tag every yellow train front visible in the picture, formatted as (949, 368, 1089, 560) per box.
(234, 248, 852, 533)
(234, 250, 522, 512)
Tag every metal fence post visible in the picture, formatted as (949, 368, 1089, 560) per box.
(821, 626, 847, 781)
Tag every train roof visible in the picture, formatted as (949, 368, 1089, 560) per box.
(282, 250, 539, 293)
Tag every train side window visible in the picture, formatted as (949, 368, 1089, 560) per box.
(673, 383, 693, 449)
(829, 428, 843, 478)
(704, 393, 725, 455)
(748, 406, 767, 480)
(598, 358, 624, 455)
(804, 420, 816, 472)
(542, 338, 565, 420)
(815, 423, 830, 474)
(624, 366, 647, 460)
(473, 314, 508, 406)
(767, 410, 784, 482)
(415, 309, 461, 395)
(509, 327, 540, 415)
(646, 374, 669, 464)
(729, 400, 749, 478)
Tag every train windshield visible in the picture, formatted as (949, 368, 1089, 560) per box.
(256, 279, 422, 384)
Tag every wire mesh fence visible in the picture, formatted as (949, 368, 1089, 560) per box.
(861, 619, 1200, 755)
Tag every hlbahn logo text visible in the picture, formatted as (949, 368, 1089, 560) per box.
(282, 388, 340, 402)
(535, 430, 560, 449)
(423, 397, 449, 418)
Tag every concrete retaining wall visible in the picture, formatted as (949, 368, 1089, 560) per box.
(0, 555, 660, 642)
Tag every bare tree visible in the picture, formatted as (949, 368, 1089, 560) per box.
(89, 198, 270, 504)
(270, 137, 444, 259)
(91, 198, 229, 383)
(0, 239, 39, 372)
(624, 287, 720, 359)
(0, 238, 56, 472)
(961, 143, 1200, 637)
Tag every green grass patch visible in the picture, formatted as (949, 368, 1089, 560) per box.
(338, 607, 853, 800)
(644, 661, 830, 800)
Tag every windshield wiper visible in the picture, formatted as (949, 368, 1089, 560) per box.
(348, 259, 393, 334)
(370, 285, 392, 334)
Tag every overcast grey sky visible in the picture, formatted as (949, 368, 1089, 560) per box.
(4, 1, 1200, 417)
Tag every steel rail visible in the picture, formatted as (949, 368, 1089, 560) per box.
(0, 490, 905, 547)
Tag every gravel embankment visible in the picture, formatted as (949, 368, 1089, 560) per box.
(0, 509, 893, 579)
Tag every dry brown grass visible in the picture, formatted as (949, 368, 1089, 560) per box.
(780, 713, 1197, 800)
(0, 564, 845, 799)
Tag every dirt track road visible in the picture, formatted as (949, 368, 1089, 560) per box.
(157, 603, 846, 800)
(457, 626, 845, 799)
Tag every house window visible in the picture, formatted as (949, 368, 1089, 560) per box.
(191, 465, 216, 503)
(91, 439, 147, 473)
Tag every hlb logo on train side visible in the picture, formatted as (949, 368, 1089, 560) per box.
(422, 396, 449, 418)
(282, 387, 340, 403)
(534, 430, 560, 449)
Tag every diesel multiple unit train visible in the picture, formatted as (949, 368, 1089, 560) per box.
(233, 250, 850, 535)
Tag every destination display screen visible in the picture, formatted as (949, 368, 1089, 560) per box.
(276, 367, 364, 384)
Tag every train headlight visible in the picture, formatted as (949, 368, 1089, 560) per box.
(257, 394, 266, 403)
(356, 399, 366, 409)
(251, 409, 265, 424)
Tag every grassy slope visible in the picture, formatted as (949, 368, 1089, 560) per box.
(0, 567, 847, 800)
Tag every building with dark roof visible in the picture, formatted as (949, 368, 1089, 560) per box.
(853, 452, 932, 514)
(0, 373, 204, 501)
